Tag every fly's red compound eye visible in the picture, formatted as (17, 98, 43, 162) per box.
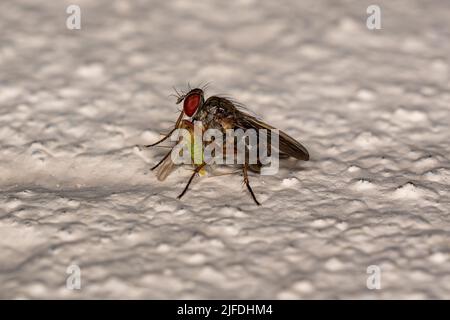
(183, 93, 200, 117)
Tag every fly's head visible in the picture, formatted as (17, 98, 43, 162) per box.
(176, 88, 205, 117)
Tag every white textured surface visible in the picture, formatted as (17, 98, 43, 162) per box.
(0, 0, 449, 299)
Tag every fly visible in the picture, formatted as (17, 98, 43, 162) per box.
(144, 86, 309, 205)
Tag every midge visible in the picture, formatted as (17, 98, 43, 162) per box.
(144, 86, 309, 205)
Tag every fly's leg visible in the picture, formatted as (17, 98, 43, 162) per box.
(177, 163, 206, 200)
(243, 163, 261, 205)
(144, 111, 185, 147)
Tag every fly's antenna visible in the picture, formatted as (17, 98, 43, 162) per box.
(170, 86, 189, 104)
(168, 86, 182, 101)
(173, 86, 181, 97)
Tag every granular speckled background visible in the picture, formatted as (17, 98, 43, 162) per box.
(0, 0, 449, 299)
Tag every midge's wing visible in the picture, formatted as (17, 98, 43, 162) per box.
(156, 154, 176, 181)
(233, 110, 310, 161)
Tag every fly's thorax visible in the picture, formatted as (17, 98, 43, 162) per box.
(191, 109, 205, 122)
(192, 106, 215, 129)
(193, 99, 237, 133)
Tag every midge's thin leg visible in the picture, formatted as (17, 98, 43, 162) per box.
(243, 163, 261, 206)
(144, 111, 185, 148)
(144, 128, 176, 148)
(177, 163, 206, 200)
(150, 118, 193, 172)
(151, 149, 172, 171)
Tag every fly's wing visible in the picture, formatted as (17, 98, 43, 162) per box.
(156, 155, 175, 181)
(233, 110, 309, 161)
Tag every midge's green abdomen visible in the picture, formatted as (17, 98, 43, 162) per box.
(179, 125, 207, 176)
